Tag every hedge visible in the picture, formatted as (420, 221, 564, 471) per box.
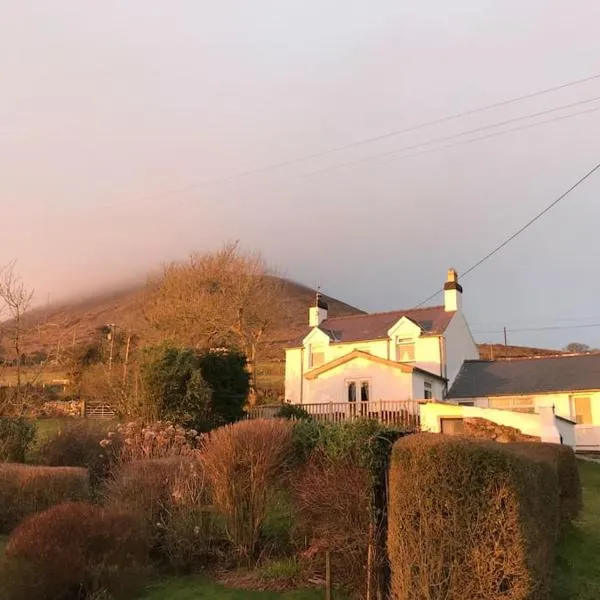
(388, 434, 559, 600)
(0, 501, 150, 600)
(291, 420, 405, 597)
(0, 463, 90, 533)
(504, 441, 582, 524)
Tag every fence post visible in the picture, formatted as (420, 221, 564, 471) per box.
(325, 550, 332, 600)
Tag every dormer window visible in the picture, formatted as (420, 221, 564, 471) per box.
(396, 338, 415, 362)
(309, 345, 325, 368)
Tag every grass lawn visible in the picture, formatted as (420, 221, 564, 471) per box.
(141, 577, 323, 600)
(552, 459, 600, 599)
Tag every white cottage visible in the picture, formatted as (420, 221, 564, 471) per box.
(284, 269, 479, 406)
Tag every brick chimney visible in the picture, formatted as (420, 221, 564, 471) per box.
(444, 268, 463, 312)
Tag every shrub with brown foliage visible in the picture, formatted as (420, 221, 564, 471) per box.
(0, 463, 90, 533)
(504, 442, 582, 524)
(100, 420, 200, 463)
(292, 451, 372, 596)
(105, 456, 219, 570)
(388, 434, 559, 600)
(35, 420, 115, 486)
(0, 501, 150, 600)
(104, 457, 182, 536)
(200, 418, 294, 558)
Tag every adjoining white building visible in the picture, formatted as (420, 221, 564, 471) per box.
(446, 354, 600, 450)
(284, 269, 479, 406)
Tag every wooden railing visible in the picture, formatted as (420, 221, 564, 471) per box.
(248, 400, 422, 431)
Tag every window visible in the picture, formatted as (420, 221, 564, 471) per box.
(396, 338, 415, 362)
(424, 381, 433, 400)
(489, 396, 535, 413)
(347, 381, 357, 403)
(309, 345, 325, 368)
(360, 381, 370, 402)
(572, 396, 592, 424)
(347, 379, 370, 403)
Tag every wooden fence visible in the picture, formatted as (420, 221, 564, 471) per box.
(248, 400, 422, 431)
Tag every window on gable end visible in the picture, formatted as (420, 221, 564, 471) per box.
(310, 345, 325, 368)
(396, 337, 415, 362)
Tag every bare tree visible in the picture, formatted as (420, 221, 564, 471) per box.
(144, 243, 283, 405)
(0, 262, 34, 414)
(564, 342, 595, 353)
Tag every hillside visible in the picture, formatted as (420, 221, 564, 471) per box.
(477, 344, 566, 360)
(2, 278, 364, 363)
(1, 282, 565, 395)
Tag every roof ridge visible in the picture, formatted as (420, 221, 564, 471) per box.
(323, 305, 445, 322)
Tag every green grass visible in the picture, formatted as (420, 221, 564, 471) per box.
(141, 577, 323, 600)
(553, 460, 600, 599)
(33, 418, 70, 442)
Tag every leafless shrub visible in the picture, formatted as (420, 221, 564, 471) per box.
(199, 418, 294, 558)
(292, 451, 372, 596)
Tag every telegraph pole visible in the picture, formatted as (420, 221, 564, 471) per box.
(106, 323, 117, 371)
(503, 326, 508, 346)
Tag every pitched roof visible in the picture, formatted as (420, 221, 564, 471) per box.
(305, 350, 445, 380)
(447, 353, 600, 398)
(315, 305, 453, 344)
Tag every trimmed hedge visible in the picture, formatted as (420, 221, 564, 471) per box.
(0, 501, 150, 600)
(388, 434, 559, 600)
(505, 442, 582, 524)
(0, 463, 90, 533)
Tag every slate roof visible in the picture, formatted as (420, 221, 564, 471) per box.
(288, 305, 454, 347)
(447, 354, 600, 398)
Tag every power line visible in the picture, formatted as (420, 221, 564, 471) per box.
(473, 323, 600, 334)
(94, 71, 600, 211)
(413, 158, 600, 308)
(290, 97, 600, 183)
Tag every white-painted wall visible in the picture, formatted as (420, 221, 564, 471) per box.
(443, 311, 479, 385)
(284, 348, 303, 403)
(420, 402, 573, 446)
(327, 340, 390, 361)
(471, 391, 600, 425)
(413, 372, 445, 400)
(303, 355, 413, 404)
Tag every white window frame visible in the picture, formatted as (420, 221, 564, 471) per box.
(570, 394, 593, 425)
(424, 381, 433, 400)
(396, 337, 415, 362)
(308, 344, 325, 368)
(489, 396, 535, 413)
(345, 378, 372, 403)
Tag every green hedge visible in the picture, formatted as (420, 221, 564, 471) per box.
(388, 434, 559, 600)
(0, 464, 90, 533)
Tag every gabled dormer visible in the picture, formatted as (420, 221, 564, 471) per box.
(387, 316, 422, 363)
(302, 327, 331, 370)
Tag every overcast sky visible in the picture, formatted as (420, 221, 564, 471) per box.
(2, 1, 600, 349)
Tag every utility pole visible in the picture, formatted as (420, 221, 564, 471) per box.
(122, 330, 132, 384)
(106, 323, 117, 371)
(503, 326, 508, 346)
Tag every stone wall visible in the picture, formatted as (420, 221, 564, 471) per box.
(463, 417, 540, 443)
